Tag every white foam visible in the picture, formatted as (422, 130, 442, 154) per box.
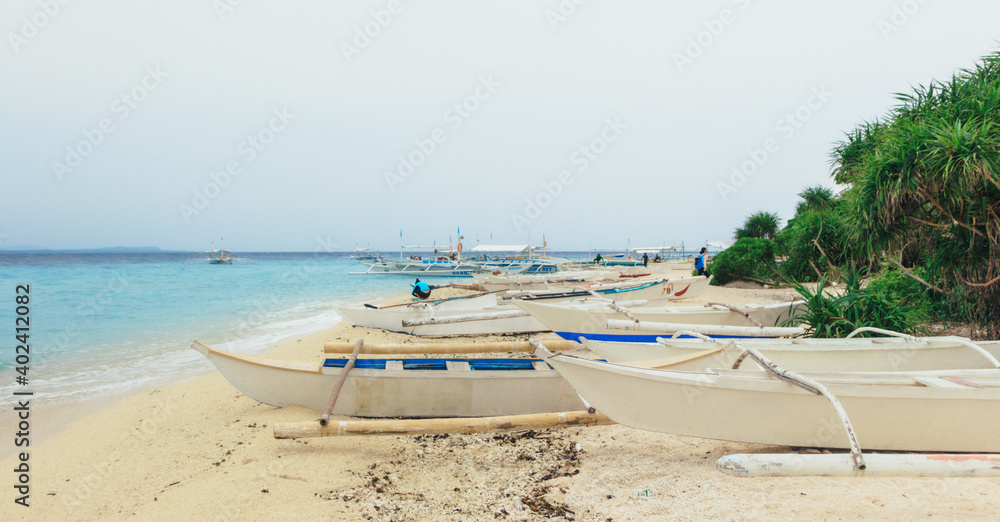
(0, 305, 344, 409)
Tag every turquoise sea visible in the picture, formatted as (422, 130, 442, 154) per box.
(0, 252, 434, 414)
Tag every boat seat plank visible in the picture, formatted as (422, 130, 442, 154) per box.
(446, 361, 471, 371)
(385, 361, 404, 371)
(532, 361, 551, 371)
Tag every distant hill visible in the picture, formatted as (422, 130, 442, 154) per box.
(0, 246, 183, 253)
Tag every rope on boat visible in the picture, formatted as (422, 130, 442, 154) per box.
(732, 341, 866, 471)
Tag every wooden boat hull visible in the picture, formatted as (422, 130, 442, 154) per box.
(544, 354, 1000, 452)
(193, 342, 584, 417)
(582, 337, 1000, 372)
(515, 299, 801, 342)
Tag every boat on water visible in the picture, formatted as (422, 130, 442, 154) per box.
(191, 341, 584, 417)
(186, 240, 251, 265)
(540, 346, 1000, 452)
(207, 249, 232, 264)
(514, 296, 795, 342)
(581, 334, 1000, 372)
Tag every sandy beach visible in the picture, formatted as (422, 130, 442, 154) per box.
(4, 282, 1000, 521)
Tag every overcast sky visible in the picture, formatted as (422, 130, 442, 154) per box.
(3, 1, 999, 252)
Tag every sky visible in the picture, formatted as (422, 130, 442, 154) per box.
(2, 0, 1000, 252)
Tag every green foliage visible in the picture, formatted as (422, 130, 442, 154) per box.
(708, 238, 777, 285)
(865, 266, 934, 319)
(775, 186, 864, 281)
(735, 211, 780, 240)
(782, 271, 926, 338)
(830, 51, 1000, 335)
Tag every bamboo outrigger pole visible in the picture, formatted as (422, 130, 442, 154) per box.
(274, 410, 614, 439)
(319, 338, 363, 426)
(323, 340, 577, 354)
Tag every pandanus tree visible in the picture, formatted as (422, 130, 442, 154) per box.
(735, 211, 781, 240)
(832, 50, 1000, 334)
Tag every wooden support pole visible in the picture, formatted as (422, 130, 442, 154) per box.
(274, 410, 614, 439)
(324, 340, 576, 354)
(319, 338, 363, 426)
(606, 319, 804, 338)
(717, 453, 1000, 477)
(705, 302, 764, 328)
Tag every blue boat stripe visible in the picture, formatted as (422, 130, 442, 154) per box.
(554, 331, 765, 343)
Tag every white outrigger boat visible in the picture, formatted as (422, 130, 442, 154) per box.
(337, 293, 549, 336)
(353, 258, 482, 277)
(581, 333, 1000, 372)
(336, 278, 711, 336)
(192, 341, 584, 417)
(538, 339, 1000, 453)
(514, 298, 802, 342)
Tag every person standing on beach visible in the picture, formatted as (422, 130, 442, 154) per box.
(642, 252, 649, 267)
(695, 247, 708, 276)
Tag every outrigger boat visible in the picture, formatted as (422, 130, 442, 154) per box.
(186, 239, 251, 265)
(580, 332, 1000, 372)
(191, 341, 584, 417)
(337, 293, 549, 336)
(336, 277, 712, 336)
(514, 298, 801, 342)
(537, 338, 1000, 453)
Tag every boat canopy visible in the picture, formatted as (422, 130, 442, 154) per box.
(633, 246, 677, 254)
(471, 244, 531, 253)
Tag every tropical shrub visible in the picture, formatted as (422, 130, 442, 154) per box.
(708, 238, 777, 285)
(782, 271, 926, 338)
(735, 211, 780, 240)
(775, 186, 863, 282)
(831, 50, 1000, 336)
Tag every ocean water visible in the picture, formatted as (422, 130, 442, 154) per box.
(0, 252, 425, 411)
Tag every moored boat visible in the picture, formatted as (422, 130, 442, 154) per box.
(541, 348, 1000, 452)
(581, 335, 1000, 372)
(514, 298, 801, 342)
(192, 341, 584, 417)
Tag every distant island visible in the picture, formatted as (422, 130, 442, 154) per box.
(0, 246, 187, 253)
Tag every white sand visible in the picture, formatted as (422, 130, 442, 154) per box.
(3, 283, 999, 521)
